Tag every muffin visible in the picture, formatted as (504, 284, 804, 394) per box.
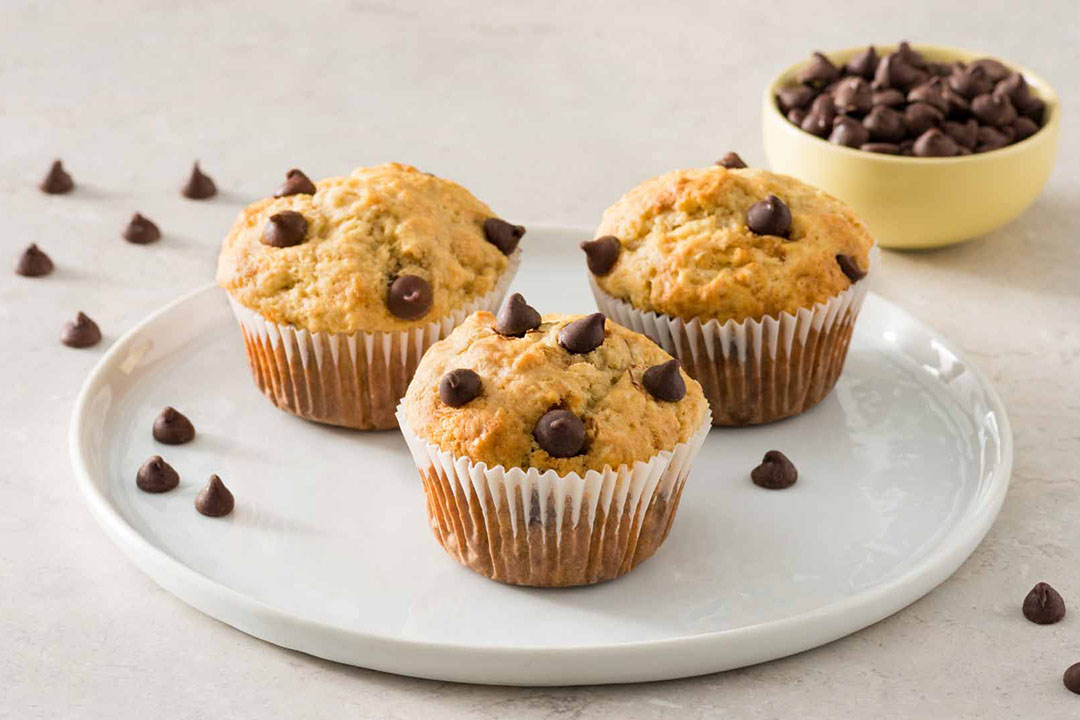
(583, 165, 876, 426)
(397, 298, 710, 587)
(217, 163, 522, 429)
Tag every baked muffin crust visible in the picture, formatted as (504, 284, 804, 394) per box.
(592, 167, 874, 323)
(217, 163, 510, 333)
(401, 311, 708, 474)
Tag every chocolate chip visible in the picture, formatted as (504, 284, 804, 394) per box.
(1013, 116, 1039, 142)
(136, 456, 180, 493)
(751, 450, 798, 489)
(927, 61, 954, 78)
(787, 108, 808, 126)
(274, 168, 317, 197)
(913, 128, 959, 157)
(495, 293, 541, 337)
(833, 77, 872, 115)
(941, 84, 971, 116)
(153, 406, 196, 445)
(14, 244, 54, 277)
(533, 409, 585, 458)
(969, 57, 1010, 84)
(800, 111, 832, 138)
(863, 106, 907, 143)
(776, 85, 817, 113)
(907, 78, 949, 113)
(39, 160, 74, 194)
(896, 41, 926, 69)
(808, 93, 837, 120)
(860, 142, 902, 154)
(580, 236, 620, 276)
(1022, 582, 1066, 625)
(181, 162, 216, 199)
(483, 218, 525, 256)
(873, 53, 926, 91)
(122, 213, 161, 244)
(829, 116, 870, 148)
(871, 88, 906, 107)
(995, 75, 1044, 120)
(261, 210, 308, 248)
(948, 66, 993, 99)
(642, 359, 686, 402)
(904, 102, 944, 136)
(797, 52, 840, 86)
(976, 125, 1011, 152)
(845, 46, 878, 79)
(195, 475, 234, 517)
(558, 313, 605, 354)
(746, 195, 792, 238)
(972, 93, 1017, 127)
(715, 152, 748, 169)
(439, 368, 482, 407)
(943, 119, 979, 150)
(61, 312, 101, 348)
(1065, 663, 1080, 695)
(836, 254, 867, 282)
(387, 275, 433, 320)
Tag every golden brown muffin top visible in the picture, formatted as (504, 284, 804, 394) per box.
(216, 163, 515, 333)
(590, 167, 874, 323)
(401, 309, 708, 474)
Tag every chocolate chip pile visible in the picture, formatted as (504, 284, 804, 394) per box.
(777, 42, 1045, 156)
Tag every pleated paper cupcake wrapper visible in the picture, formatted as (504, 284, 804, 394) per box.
(227, 251, 520, 431)
(590, 246, 879, 426)
(396, 408, 711, 587)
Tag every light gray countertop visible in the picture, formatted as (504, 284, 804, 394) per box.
(2, 1, 1078, 717)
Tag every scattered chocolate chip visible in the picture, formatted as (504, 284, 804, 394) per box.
(1013, 116, 1039, 141)
(274, 168, 317, 197)
(136, 455, 180, 493)
(1022, 582, 1066, 625)
(715, 151, 748, 169)
(261, 210, 308, 248)
(833, 77, 873, 115)
(580, 236, 620, 276)
(558, 313, 605, 354)
(907, 78, 949, 113)
(863, 106, 907, 142)
(972, 93, 1017, 127)
(121, 213, 161, 244)
(948, 66, 993, 99)
(483, 218, 525, 256)
(533, 409, 586, 458)
(969, 57, 1010, 84)
(943, 119, 979, 149)
(836, 253, 867, 282)
(153, 406, 196, 445)
(1065, 663, 1080, 695)
(905, 102, 944, 136)
(913, 128, 959, 157)
(845, 46, 878, 79)
(642, 359, 686, 402)
(195, 474, 234, 517)
(495, 293, 541, 337)
(61, 312, 101, 348)
(439, 368, 482, 407)
(181, 162, 217, 199)
(860, 142, 902, 155)
(829, 116, 870, 148)
(777, 85, 817, 113)
(746, 195, 792, 238)
(14, 244, 54, 277)
(39, 160, 74, 194)
(751, 450, 798, 489)
(872, 88, 906, 107)
(387, 275, 433, 320)
(797, 52, 840, 86)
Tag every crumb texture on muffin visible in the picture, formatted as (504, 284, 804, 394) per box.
(593, 167, 875, 323)
(216, 163, 509, 333)
(401, 312, 708, 475)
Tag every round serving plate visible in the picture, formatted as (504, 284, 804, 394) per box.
(70, 225, 1011, 686)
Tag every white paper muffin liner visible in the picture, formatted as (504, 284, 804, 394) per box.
(226, 250, 520, 430)
(396, 406, 711, 587)
(590, 246, 879, 426)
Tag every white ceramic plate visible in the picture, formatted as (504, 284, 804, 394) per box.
(70, 226, 1011, 686)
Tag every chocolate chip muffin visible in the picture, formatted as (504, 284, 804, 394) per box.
(398, 299, 710, 587)
(217, 163, 522, 429)
(584, 164, 876, 426)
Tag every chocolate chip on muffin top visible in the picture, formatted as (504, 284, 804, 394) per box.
(401, 308, 707, 474)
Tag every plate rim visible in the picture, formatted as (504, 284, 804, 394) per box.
(69, 225, 1013, 685)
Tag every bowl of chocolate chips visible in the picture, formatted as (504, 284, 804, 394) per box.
(762, 42, 1059, 249)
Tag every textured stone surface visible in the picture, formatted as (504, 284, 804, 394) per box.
(1, 0, 1077, 717)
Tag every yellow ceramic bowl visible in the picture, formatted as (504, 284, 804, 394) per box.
(762, 44, 1060, 249)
